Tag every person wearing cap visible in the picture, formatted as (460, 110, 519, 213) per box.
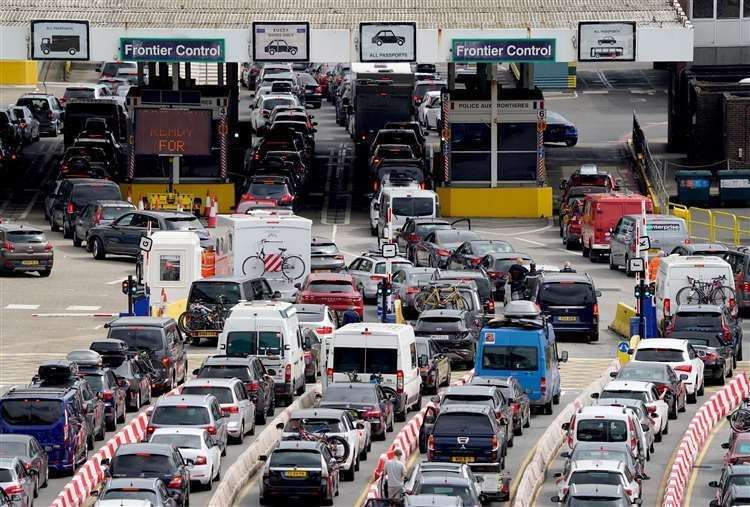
(507, 258, 529, 303)
(561, 261, 576, 273)
(384, 447, 406, 504)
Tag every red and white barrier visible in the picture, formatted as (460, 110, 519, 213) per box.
(365, 370, 474, 500)
(662, 373, 750, 507)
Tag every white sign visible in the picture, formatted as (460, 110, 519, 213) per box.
(30, 20, 90, 61)
(448, 100, 541, 123)
(578, 21, 636, 62)
(139, 236, 153, 253)
(637, 235, 651, 251)
(359, 22, 417, 62)
(252, 22, 309, 62)
(720, 178, 750, 189)
(381, 243, 398, 258)
(628, 257, 645, 274)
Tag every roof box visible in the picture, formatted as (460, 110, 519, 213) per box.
(37, 360, 78, 381)
(502, 301, 541, 318)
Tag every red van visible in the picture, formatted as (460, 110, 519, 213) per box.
(580, 193, 653, 262)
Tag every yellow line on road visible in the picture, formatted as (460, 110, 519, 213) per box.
(685, 418, 726, 506)
(354, 450, 420, 507)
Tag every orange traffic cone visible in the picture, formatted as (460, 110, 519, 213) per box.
(158, 288, 168, 316)
(207, 198, 218, 228)
(203, 194, 212, 217)
(126, 189, 132, 204)
(138, 197, 145, 210)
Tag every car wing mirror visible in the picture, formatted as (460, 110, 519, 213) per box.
(590, 392, 599, 399)
(709, 480, 719, 488)
(722, 442, 730, 449)
(559, 351, 569, 363)
(276, 422, 285, 430)
(609, 371, 618, 378)
(560, 451, 570, 459)
(561, 422, 570, 431)
(553, 472, 562, 479)
(258, 454, 268, 461)
(551, 496, 561, 503)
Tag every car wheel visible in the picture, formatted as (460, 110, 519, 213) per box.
(582, 243, 590, 258)
(106, 416, 116, 431)
(231, 424, 244, 445)
(663, 421, 669, 435)
(566, 138, 578, 147)
(62, 220, 72, 239)
(96, 422, 105, 440)
(609, 253, 618, 270)
(387, 413, 394, 432)
(73, 231, 82, 247)
(91, 238, 106, 259)
(523, 410, 531, 428)
(553, 393, 560, 405)
(544, 401, 553, 415)
(687, 390, 697, 404)
(50, 215, 59, 232)
(697, 380, 705, 396)
(38, 269, 51, 277)
(87, 434, 94, 450)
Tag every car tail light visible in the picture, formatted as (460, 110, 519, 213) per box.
(94, 208, 103, 225)
(44, 242, 53, 251)
(285, 364, 291, 383)
(102, 391, 113, 401)
(729, 297, 737, 310)
(47, 111, 53, 120)
(663, 298, 671, 316)
(630, 240, 636, 253)
(628, 419, 637, 451)
(407, 287, 420, 294)
(370, 275, 385, 281)
(674, 365, 692, 373)
(646, 405, 656, 414)
(316, 326, 332, 335)
(245, 380, 260, 392)
(327, 368, 333, 383)
(396, 370, 404, 393)
(66, 202, 74, 214)
(470, 257, 482, 266)
(194, 455, 207, 466)
(4, 484, 23, 496)
(335, 254, 344, 260)
(147, 425, 155, 435)
(1, 241, 14, 252)
(540, 377, 547, 394)
(486, 299, 495, 313)
(427, 435, 435, 451)
(436, 248, 450, 257)
(206, 425, 217, 435)
(222, 405, 239, 414)
(655, 384, 668, 395)
(315, 86, 322, 94)
(278, 194, 294, 205)
(743, 282, 750, 294)
(253, 152, 260, 161)
(167, 475, 183, 488)
(722, 322, 732, 343)
(162, 357, 171, 368)
(491, 435, 499, 451)
(625, 488, 633, 497)
(562, 486, 569, 496)
(408, 233, 418, 242)
(593, 303, 599, 319)
(304, 351, 312, 364)
(364, 408, 381, 420)
(511, 402, 520, 415)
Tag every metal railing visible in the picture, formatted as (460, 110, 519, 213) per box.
(632, 113, 670, 213)
(669, 202, 750, 247)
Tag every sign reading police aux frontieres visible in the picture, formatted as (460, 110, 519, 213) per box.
(451, 39, 556, 63)
(120, 38, 225, 63)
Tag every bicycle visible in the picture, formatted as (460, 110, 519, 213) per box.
(413, 284, 468, 313)
(178, 300, 227, 338)
(729, 402, 750, 433)
(675, 275, 736, 306)
(241, 241, 305, 281)
(285, 426, 351, 464)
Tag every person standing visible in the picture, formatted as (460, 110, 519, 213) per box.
(341, 305, 361, 326)
(384, 447, 406, 504)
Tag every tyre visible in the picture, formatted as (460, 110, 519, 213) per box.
(73, 231, 82, 247)
(87, 435, 94, 450)
(256, 406, 267, 425)
(50, 215, 59, 232)
(413, 292, 432, 313)
(553, 393, 560, 405)
(296, 380, 305, 396)
(395, 407, 406, 422)
(565, 138, 578, 147)
(589, 332, 599, 342)
(582, 244, 590, 258)
(687, 391, 697, 404)
(91, 238, 106, 259)
(267, 395, 275, 416)
(106, 416, 116, 432)
(343, 463, 355, 481)
(697, 381, 705, 396)
(676, 286, 701, 306)
(38, 269, 51, 277)
(62, 220, 72, 239)
(544, 401, 553, 415)
(387, 414, 394, 432)
(609, 254, 618, 270)
(117, 405, 126, 423)
(231, 424, 244, 445)
(663, 421, 669, 435)
(96, 422, 105, 441)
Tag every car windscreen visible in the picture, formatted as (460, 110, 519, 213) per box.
(270, 450, 322, 468)
(539, 282, 595, 306)
(600, 391, 647, 403)
(108, 328, 164, 352)
(415, 484, 474, 505)
(311, 243, 339, 255)
(633, 348, 685, 362)
(296, 310, 324, 323)
(472, 241, 513, 256)
(226, 331, 282, 357)
(165, 216, 205, 231)
(285, 418, 344, 433)
(0, 441, 27, 456)
(481, 346, 538, 371)
(673, 312, 722, 330)
(6, 230, 46, 243)
(415, 317, 464, 333)
(110, 454, 173, 477)
(190, 282, 242, 305)
(332, 347, 397, 374)
(375, 261, 411, 275)
(576, 419, 628, 442)
(434, 230, 479, 244)
(197, 365, 250, 381)
(101, 206, 133, 220)
(392, 197, 434, 217)
(150, 434, 202, 449)
(408, 272, 435, 285)
(433, 413, 492, 434)
(308, 280, 353, 293)
(322, 385, 378, 404)
(0, 399, 63, 425)
(378, 166, 424, 184)
(70, 184, 121, 205)
(181, 386, 233, 404)
(151, 405, 210, 425)
(375, 145, 414, 159)
(100, 489, 158, 502)
(248, 182, 287, 198)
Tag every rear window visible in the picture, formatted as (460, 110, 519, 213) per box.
(248, 182, 287, 198)
(481, 346, 538, 371)
(433, 413, 492, 434)
(270, 450, 321, 468)
(600, 391, 647, 403)
(111, 454, 173, 477)
(322, 385, 378, 404)
(392, 197, 434, 217)
(296, 310, 324, 322)
(539, 282, 595, 306)
(82, 374, 104, 392)
(101, 206, 133, 220)
(150, 434, 201, 449)
(414, 224, 449, 237)
(673, 312, 721, 330)
(0, 441, 27, 456)
(190, 282, 242, 305)
(226, 331, 281, 357)
(151, 405, 210, 425)
(308, 280, 353, 293)
(490, 257, 531, 272)
(415, 317, 464, 333)
(576, 419, 628, 442)
(415, 83, 444, 98)
(263, 97, 296, 111)
(0, 469, 13, 482)
(332, 347, 397, 374)
(6, 230, 46, 243)
(285, 418, 343, 433)
(165, 217, 205, 231)
(442, 395, 493, 408)
(108, 328, 164, 352)
(434, 230, 479, 244)
(197, 365, 250, 381)
(571, 448, 629, 463)
(17, 98, 49, 111)
(734, 441, 750, 455)
(64, 88, 95, 99)
(472, 241, 513, 256)
(687, 336, 726, 348)
(633, 348, 685, 362)
(569, 470, 623, 486)
(100, 489, 158, 503)
(0, 399, 63, 425)
(70, 184, 121, 204)
(181, 386, 234, 404)
(415, 484, 474, 505)
(375, 261, 411, 275)
(311, 243, 339, 255)
(617, 364, 669, 382)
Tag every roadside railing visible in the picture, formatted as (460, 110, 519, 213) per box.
(669, 202, 750, 247)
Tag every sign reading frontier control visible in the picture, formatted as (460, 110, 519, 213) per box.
(452, 39, 556, 63)
(121, 38, 225, 63)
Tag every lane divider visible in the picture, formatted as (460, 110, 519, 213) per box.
(608, 302, 636, 338)
(662, 373, 749, 507)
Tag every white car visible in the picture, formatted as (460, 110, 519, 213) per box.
(250, 94, 299, 132)
(369, 181, 421, 235)
(555, 459, 642, 504)
(630, 338, 705, 402)
(347, 252, 413, 300)
(149, 428, 222, 489)
(418, 90, 442, 130)
(562, 405, 646, 462)
(294, 303, 338, 348)
(597, 380, 669, 440)
(281, 408, 368, 481)
(180, 378, 256, 443)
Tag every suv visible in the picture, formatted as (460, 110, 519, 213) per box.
(106, 317, 187, 393)
(346, 251, 412, 301)
(536, 272, 601, 342)
(180, 378, 256, 444)
(0, 224, 54, 277)
(76, 364, 127, 431)
(414, 309, 477, 367)
(49, 178, 122, 238)
(436, 385, 513, 449)
(72, 199, 135, 248)
(148, 394, 229, 455)
(0, 387, 88, 475)
(15, 93, 64, 136)
(193, 355, 276, 425)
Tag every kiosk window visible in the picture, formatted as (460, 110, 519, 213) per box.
(498, 123, 537, 151)
(693, 0, 714, 17)
(498, 153, 537, 181)
(718, 0, 740, 17)
(160, 255, 181, 281)
(450, 123, 491, 152)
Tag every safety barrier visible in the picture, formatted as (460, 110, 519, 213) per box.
(662, 373, 750, 506)
(609, 303, 637, 338)
(209, 385, 322, 505)
(512, 359, 620, 507)
(667, 202, 750, 247)
(364, 371, 475, 501)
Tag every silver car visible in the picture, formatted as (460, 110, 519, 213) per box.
(346, 252, 413, 301)
(148, 394, 229, 455)
(180, 378, 256, 444)
(392, 266, 437, 318)
(0, 457, 35, 507)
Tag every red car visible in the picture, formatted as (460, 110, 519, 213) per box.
(295, 273, 364, 317)
(724, 432, 750, 467)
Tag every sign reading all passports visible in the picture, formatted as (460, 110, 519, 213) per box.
(120, 38, 225, 63)
(452, 39, 556, 63)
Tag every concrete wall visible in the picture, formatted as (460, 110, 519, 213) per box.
(723, 93, 750, 169)
(436, 186, 553, 218)
(0, 60, 37, 85)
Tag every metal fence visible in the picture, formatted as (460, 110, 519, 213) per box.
(632, 113, 670, 213)
(670, 202, 750, 247)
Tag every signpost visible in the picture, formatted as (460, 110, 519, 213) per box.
(30, 20, 90, 60)
(252, 22, 310, 62)
(359, 22, 417, 62)
(578, 21, 636, 62)
(120, 38, 225, 63)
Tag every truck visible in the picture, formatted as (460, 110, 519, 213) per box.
(348, 62, 415, 151)
(40, 35, 80, 55)
(214, 210, 312, 300)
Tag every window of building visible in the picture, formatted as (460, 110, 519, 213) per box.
(693, 0, 715, 17)
(718, 0, 740, 17)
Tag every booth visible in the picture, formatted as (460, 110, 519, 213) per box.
(143, 231, 203, 315)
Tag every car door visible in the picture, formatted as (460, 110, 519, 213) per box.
(610, 218, 626, 264)
(415, 233, 433, 266)
(103, 212, 134, 253)
(234, 382, 252, 428)
(212, 400, 228, 444)
(396, 220, 414, 252)
(687, 344, 704, 380)
(166, 323, 186, 382)
(447, 243, 466, 270)
(347, 258, 367, 290)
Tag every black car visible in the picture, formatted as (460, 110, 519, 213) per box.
(77, 365, 128, 430)
(535, 272, 601, 342)
(480, 253, 533, 301)
(193, 355, 276, 425)
(58, 146, 115, 179)
(544, 111, 578, 147)
(103, 443, 190, 506)
(73, 199, 135, 248)
(264, 40, 298, 56)
(470, 375, 531, 436)
(96, 477, 177, 506)
(241, 175, 296, 208)
(414, 309, 477, 367)
(105, 317, 188, 394)
(709, 464, 750, 507)
(0, 434, 49, 497)
(49, 178, 122, 238)
(317, 382, 395, 440)
(446, 240, 514, 270)
(311, 237, 345, 272)
(93, 340, 154, 411)
(88, 210, 211, 259)
(416, 336, 451, 394)
(16, 93, 64, 136)
(436, 385, 513, 449)
(296, 72, 323, 108)
(433, 269, 495, 316)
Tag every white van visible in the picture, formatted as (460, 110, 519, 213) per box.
(218, 300, 305, 404)
(655, 255, 735, 326)
(378, 187, 438, 239)
(327, 323, 422, 421)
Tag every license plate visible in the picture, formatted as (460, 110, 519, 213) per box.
(451, 456, 475, 463)
(316, 269, 332, 273)
(285, 470, 308, 478)
(193, 330, 216, 337)
(558, 316, 577, 321)
(648, 248, 661, 254)
(21, 260, 39, 265)
(432, 335, 450, 340)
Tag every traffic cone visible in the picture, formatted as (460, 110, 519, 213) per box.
(203, 194, 212, 217)
(126, 189, 132, 204)
(138, 198, 145, 211)
(207, 198, 218, 228)
(176, 198, 183, 212)
(158, 288, 168, 316)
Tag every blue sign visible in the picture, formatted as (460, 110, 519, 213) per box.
(618, 341, 630, 353)
(120, 38, 225, 63)
(452, 39, 556, 63)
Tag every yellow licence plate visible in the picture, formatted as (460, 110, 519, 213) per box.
(285, 470, 308, 478)
(558, 316, 577, 321)
(21, 260, 39, 265)
(451, 456, 475, 464)
(193, 331, 216, 337)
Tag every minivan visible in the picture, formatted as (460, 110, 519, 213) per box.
(474, 301, 568, 415)
(535, 272, 601, 342)
(217, 300, 305, 405)
(49, 178, 122, 238)
(378, 187, 439, 239)
(609, 214, 688, 274)
(327, 323, 422, 422)
(580, 193, 653, 263)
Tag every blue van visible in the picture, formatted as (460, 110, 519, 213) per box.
(474, 301, 568, 415)
(0, 387, 88, 475)
(535, 272, 600, 343)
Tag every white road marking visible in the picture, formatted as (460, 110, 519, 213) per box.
(331, 223, 337, 242)
(65, 305, 101, 311)
(513, 237, 545, 246)
(106, 279, 124, 285)
(4, 304, 40, 310)
(18, 190, 40, 220)
(474, 222, 552, 238)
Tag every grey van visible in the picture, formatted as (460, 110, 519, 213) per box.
(609, 214, 688, 273)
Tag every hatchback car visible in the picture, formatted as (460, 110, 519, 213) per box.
(395, 218, 454, 261)
(346, 252, 412, 301)
(295, 273, 363, 317)
(0, 224, 53, 276)
(50, 178, 122, 238)
(180, 378, 256, 444)
(15, 93, 64, 136)
(95, 477, 176, 506)
(415, 336, 451, 394)
(414, 309, 478, 367)
(630, 338, 705, 403)
(240, 175, 296, 209)
(413, 229, 482, 268)
(92, 341, 153, 411)
(709, 464, 750, 507)
(310, 237, 345, 272)
(480, 252, 534, 302)
(665, 303, 742, 368)
(470, 376, 531, 436)
(73, 200, 135, 248)
(0, 435, 47, 498)
(436, 385, 512, 448)
(426, 405, 506, 469)
(317, 382, 395, 440)
(9, 106, 39, 144)
(612, 362, 687, 420)
(149, 428, 221, 491)
(147, 394, 229, 455)
(446, 240, 514, 270)
(77, 366, 127, 431)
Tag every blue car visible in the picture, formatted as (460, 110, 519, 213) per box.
(544, 111, 578, 147)
(535, 272, 601, 342)
(474, 301, 568, 415)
